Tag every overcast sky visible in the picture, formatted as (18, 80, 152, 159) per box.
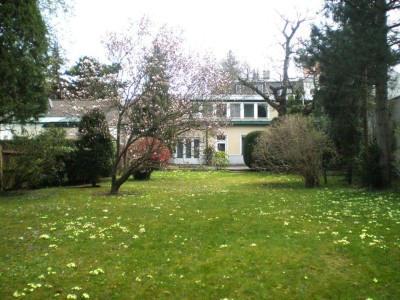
(58, 0, 324, 75)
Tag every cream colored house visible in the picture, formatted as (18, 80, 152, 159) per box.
(171, 81, 280, 165)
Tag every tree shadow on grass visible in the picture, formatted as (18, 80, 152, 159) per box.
(92, 189, 144, 197)
(256, 181, 307, 190)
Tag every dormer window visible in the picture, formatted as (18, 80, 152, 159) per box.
(258, 104, 267, 118)
(230, 103, 241, 118)
(235, 84, 243, 94)
(244, 104, 254, 118)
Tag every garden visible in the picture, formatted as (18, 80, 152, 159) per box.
(1, 170, 399, 299)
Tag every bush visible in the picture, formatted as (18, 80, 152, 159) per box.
(212, 151, 229, 170)
(243, 131, 263, 168)
(203, 146, 215, 166)
(12, 128, 75, 189)
(128, 137, 171, 180)
(253, 115, 334, 188)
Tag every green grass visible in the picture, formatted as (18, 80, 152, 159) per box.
(1, 170, 399, 299)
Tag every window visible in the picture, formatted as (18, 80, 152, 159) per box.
(244, 104, 254, 118)
(230, 103, 241, 118)
(176, 140, 184, 158)
(217, 143, 226, 152)
(185, 139, 192, 158)
(257, 104, 267, 118)
(235, 84, 243, 94)
(193, 139, 200, 158)
(216, 133, 226, 152)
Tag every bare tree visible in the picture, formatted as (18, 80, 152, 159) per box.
(238, 15, 306, 116)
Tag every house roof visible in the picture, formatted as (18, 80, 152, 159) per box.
(45, 99, 118, 124)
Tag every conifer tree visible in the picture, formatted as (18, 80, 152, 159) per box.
(0, 0, 49, 124)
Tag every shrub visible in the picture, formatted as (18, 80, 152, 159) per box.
(243, 131, 263, 168)
(253, 115, 334, 188)
(127, 137, 171, 180)
(203, 146, 215, 166)
(212, 151, 229, 170)
(12, 128, 75, 189)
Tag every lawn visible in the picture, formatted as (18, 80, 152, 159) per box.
(1, 170, 399, 299)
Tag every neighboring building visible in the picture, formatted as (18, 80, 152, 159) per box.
(0, 100, 115, 140)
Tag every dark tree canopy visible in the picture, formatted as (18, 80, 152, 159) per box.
(300, 0, 400, 187)
(73, 109, 114, 187)
(0, 0, 49, 124)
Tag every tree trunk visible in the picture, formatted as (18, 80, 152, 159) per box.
(110, 175, 121, 195)
(374, 1, 392, 187)
(304, 171, 320, 188)
(375, 80, 392, 187)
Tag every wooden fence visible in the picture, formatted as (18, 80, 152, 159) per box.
(0, 144, 17, 190)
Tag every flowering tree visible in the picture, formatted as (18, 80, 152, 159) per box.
(102, 19, 227, 194)
(49, 19, 222, 194)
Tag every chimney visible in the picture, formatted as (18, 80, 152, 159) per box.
(262, 70, 270, 81)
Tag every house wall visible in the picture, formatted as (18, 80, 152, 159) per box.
(170, 125, 270, 165)
(0, 123, 44, 140)
(0, 123, 78, 140)
(220, 125, 268, 165)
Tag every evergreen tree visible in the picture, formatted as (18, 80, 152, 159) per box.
(0, 0, 49, 124)
(302, 24, 366, 183)
(63, 56, 121, 100)
(132, 44, 172, 138)
(302, 0, 400, 187)
(47, 42, 65, 99)
(74, 109, 114, 187)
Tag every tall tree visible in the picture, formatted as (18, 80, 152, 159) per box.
(104, 22, 226, 194)
(303, 0, 400, 187)
(0, 0, 49, 124)
(65, 19, 226, 194)
(219, 50, 244, 93)
(47, 42, 65, 99)
(74, 109, 114, 187)
(63, 56, 121, 100)
(300, 22, 366, 184)
(238, 15, 306, 116)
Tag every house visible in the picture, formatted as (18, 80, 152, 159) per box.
(170, 79, 285, 165)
